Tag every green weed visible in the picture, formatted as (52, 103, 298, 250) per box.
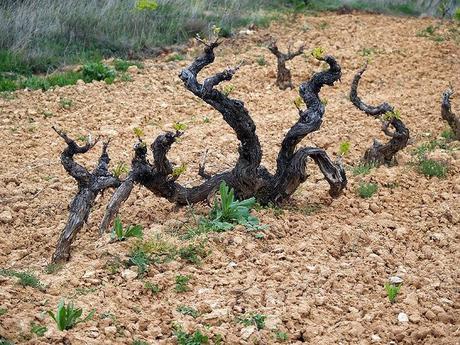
(175, 275, 190, 293)
(176, 305, 199, 318)
(441, 128, 455, 140)
(173, 324, 208, 345)
(113, 59, 143, 72)
(418, 159, 448, 178)
(0, 308, 7, 316)
(384, 283, 402, 303)
(111, 217, 143, 241)
(132, 340, 149, 345)
(202, 181, 265, 232)
(275, 330, 288, 342)
(45, 263, 64, 274)
(178, 243, 208, 265)
(30, 323, 47, 337)
(144, 281, 161, 295)
(339, 141, 351, 155)
(352, 162, 376, 176)
(0, 269, 44, 290)
(238, 313, 266, 330)
(82, 62, 116, 83)
(112, 162, 129, 179)
(357, 182, 378, 198)
(256, 56, 266, 66)
(166, 53, 185, 62)
(59, 97, 73, 109)
(48, 300, 95, 331)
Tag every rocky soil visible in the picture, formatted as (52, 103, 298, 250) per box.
(0, 12, 459, 345)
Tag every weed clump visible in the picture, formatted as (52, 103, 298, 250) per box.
(357, 182, 378, 198)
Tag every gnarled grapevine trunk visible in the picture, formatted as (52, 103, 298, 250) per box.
(350, 64, 410, 166)
(98, 38, 346, 234)
(54, 38, 347, 260)
(441, 88, 459, 140)
(268, 40, 304, 90)
(52, 127, 120, 263)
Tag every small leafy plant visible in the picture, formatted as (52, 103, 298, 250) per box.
(166, 53, 185, 62)
(111, 217, 143, 241)
(239, 313, 266, 330)
(418, 159, 448, 178)
(173, 122, 187, 131)
(384, 283, 402, 303)
(135, 0, 159, 11)
(173, 324, 209, 345)
(339, 141, 351, 155)
(30, 323, 47, 337)
(352, 162, 376, 176)
(0, 269, 44, 290)
(175, 275, 190, 293)
(202, 182, 264, 232)
(47, 300, 95, 331)
(172, 164, 187, 178)
(176, 305, 199, 318)
(82, 62, 116, 83)
(178, 243, 208, 265)
(311, 47, 325, 60)
(357, 182, 378, 198)
(256, 56, 266, 66)
(382, 109, 401, 121)
(59, 97, 73, 109)
(112, 162, 129, 178)
(144, 281, 161, 295)
(222, 84, 235, 96)
(275, 330, 288, 342)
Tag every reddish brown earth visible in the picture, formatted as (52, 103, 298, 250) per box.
(0, 13, 459, 345)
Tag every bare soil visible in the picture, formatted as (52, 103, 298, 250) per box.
(0, 13, 459, 345)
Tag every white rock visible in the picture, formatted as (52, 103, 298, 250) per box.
(371, 334, 382, 342)
(104, 326, 117, 336)
(240, 326, 256, 340)
(127, 65, 139, 74)
(0, 210, 13, 224)
(121, 269, 137, 281)
(398, 312, 409, 323)
(389, 276, 403, 284)
(227, 261, 237, 268)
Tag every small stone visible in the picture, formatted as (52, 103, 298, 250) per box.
(82, 271, 96, 279)
(127, 65, 139, 74)
(398, 312, 409, 323)
(76, 79, 85, 85)
(121, 269, 137, 281)
(389, 276, 403, 284)
(104, 326, 117, 336)
(240, 326, 256, 340)
(227, 261, 237, 268)
(424, 310, 436, 320)
(371, 334, 381, 342)
(0, 210, 13, 224)
(369, 203, 380, 213)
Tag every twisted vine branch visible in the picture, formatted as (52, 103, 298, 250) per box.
(268, 39, 305, 90)
(350, 64, 410, 166)
(441, 88, 459, 140)
(52, 127, 120, 263)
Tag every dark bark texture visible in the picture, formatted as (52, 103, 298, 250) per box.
(54, 39, 347, 260)
(268, 40, 304, 90)
(441, 88, 460, 140)
(350, 64, 410, 166)
(52, 127, 120, 263)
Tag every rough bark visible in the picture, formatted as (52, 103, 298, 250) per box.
(268, 40, 305, 90)
(350, 64, 410, 166)
(52, 127, 120, 263)
(97, 39, 346, 235)
(441, 88, 460, 140)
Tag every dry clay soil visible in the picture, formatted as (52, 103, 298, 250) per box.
(0, 13, 459, 345)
